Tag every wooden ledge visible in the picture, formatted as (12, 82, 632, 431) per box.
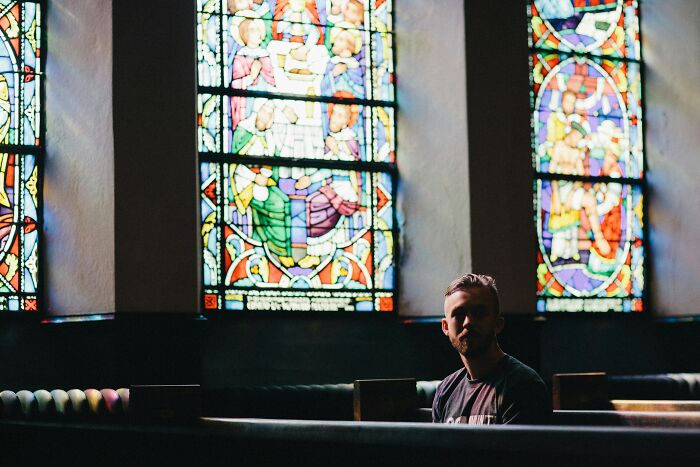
(611, 400, 700, 412)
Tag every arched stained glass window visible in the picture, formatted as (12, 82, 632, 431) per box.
(528, 0, 645, 313)
(197, 0, 396, 312)
(0, 1, 42, 312)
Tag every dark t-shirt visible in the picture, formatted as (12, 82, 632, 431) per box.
(432, 355, 551, 424)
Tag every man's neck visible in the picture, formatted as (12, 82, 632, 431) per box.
(461, 344, 506, 381)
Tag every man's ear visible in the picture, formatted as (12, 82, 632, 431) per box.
(495, 315, 505, 335)
(441, 318, 449, 336)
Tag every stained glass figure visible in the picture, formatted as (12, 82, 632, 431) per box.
(372, 105, 393, 162)
(532, 53, 643, 179)
(529, 0, 644, 313)
(221, 95, 371, 161)
(536, 180, 643, 310)
(224, 17, 374, 98)
(199, 94, 222, 152)
(198, 1, 394, 103)
(529, 0, 640, 60)
(370, 0, 392, 32)
(371, 30, 393, 102)
(198, 0, 396, 312)
(0, 1, 42, 312)
(198, 4, 221, 87)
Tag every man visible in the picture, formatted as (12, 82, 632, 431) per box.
(433, 274, 551, 424)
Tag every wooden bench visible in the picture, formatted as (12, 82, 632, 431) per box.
(357, 376, 700, 429)
(553, 372, 700, 412)
(553, 410, 700, 428)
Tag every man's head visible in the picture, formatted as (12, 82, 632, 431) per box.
(329, 103, 352, 132)
(565, 120, 586, 147)
(239, 18, 266, 48)
(254, 99, 275, 131)
(343, 0, 365, 26)
(330, 27, 361, 58)
(442, 274, 504, 358)
(561, 90, 577, 116)
(228, 0, 251, 14)
(328, 92, 359, 132)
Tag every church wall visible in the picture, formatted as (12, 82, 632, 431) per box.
(643, 0, 700, 318)
(464, 0, 535, 315)
(396, 0, 471, 317)
(44, 0, 115, 315)
(112, 0, 199, 313)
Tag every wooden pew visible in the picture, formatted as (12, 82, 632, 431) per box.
(553, 410, 700, 428)
(610, 400, 700, 412)
(553, 372, 700, 412)
(353, 375, 700, 430)
(4, 416, 700, 465)
(130, 384, 200, 422)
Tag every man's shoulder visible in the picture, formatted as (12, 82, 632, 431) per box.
(498, 355, 552, 423)
(501, 355, 546, 387)
(436, 367, 468, 395)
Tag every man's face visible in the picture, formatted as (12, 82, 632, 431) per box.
(245, 24, 264, 48)
(255, 104, 274, 130)
(228, 0, 250, 13)
(331, 31, 356, 58)
(442, 287, 503, 358)
(329, 104, 351, 132)
(562, 92, 576, 115)
(565, 128, 583, 147)
(344, 1, 364, 26)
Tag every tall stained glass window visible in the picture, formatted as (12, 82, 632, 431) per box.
(0, 1, 42, 312)
(528, 0, 645, 313)
(197, 0, 396, 312)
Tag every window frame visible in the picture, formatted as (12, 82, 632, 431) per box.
(527, 0, 648, 314)
(196, 0, 399, 314)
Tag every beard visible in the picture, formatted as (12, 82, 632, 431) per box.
(450, 331, 495, 358)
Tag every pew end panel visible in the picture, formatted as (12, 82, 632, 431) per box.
(552, 372, 611, 410)
(353, 378, 417, 422)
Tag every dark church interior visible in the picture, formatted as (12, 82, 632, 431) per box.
(1, 0, 700, 464)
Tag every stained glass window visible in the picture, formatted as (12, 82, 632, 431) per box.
(0, 1, 42, 312)
(528, 0, 644, 313)
(197, 0, 396, 312)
